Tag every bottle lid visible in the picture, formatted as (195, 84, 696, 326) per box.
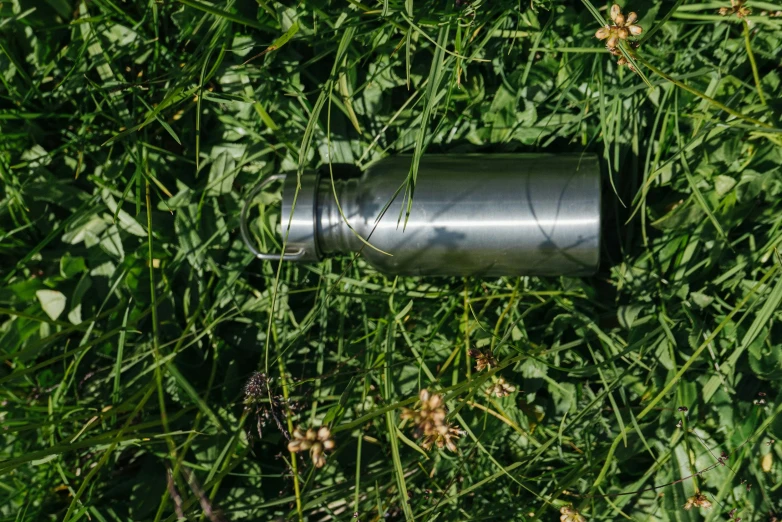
(240, 171, 320, 262)
(280, 171, 321, 262)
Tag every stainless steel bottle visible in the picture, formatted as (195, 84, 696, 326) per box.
(241, 154, 601, 277)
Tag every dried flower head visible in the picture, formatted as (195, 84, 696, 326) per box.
(421, 423, 462, 452)
(244, 372, 270, 405)
(400, 389, 448, 438)
(683, 492, 712, 510)
(719, 0, 751, 18)
(486, 377, 517, 397)
(468, 348, 497, 372)
(616, 56, 635, 71)
(560, 505, 587, 522)
(595, 4, 643, 50)
(401, 389, 462, 452)
(287, 426, 335, 468)
(244, 372, 288, 440)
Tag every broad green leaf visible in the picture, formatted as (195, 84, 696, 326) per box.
(68, 304, 83, 325)
(100, 225, 125, 259)
(714, 174, 736, 197)
(60, 255, 87, 278)
(62, 215, 108, 245)
(35, 290, 66, 321)
(175, 203, 205, 269)
(21, 144, 51, 168)
(101, 190, 147, 237)
(206, 151, 236, 196)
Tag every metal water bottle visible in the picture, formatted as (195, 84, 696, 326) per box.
(241, 154, 601, 277)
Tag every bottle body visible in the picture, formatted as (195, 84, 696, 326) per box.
(280, 154, 601, 277)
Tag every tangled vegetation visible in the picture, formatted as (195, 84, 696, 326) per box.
(1, 0, 781, 520)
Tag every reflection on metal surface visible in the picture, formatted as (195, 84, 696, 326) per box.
(258, 153, 602, 277)
(370, 219, 600, 229)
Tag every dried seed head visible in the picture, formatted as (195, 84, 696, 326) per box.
(287, 427, 312, 452)
(683, 493, 712, 510)
(468, 349, 497, 372)
(244, 372, 290, 440)
(560, 505, 587, 522)
(421, 423, 461, 453)
(486, 377, 517, 398)
(610, 4, 643, 36)
(401, 389, 462, 452)
(595, 27, 611, 39)
(719, 0, 751, 17)
(610, 4, 622, 22)
(595, 3, 643, 57)
(617, 57, 633, 70)
(678, 406, 689, 413)
(287, 425, 335, 468)
(244, 372, 269, 404)
(761, 452, 772, 472)
(401, 389, 448, 438)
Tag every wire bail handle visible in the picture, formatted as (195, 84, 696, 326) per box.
(240, 174, 305, 261)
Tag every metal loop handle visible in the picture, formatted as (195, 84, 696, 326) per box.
(240, 174, 305, 261)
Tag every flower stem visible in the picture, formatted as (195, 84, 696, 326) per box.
(277, 347, 304, 521)
(743, 20, 767, 106)
(635, 55, 772, 128)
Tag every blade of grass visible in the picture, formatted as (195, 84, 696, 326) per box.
(636, 55, 773, 129)
(590, 264, 780, 491)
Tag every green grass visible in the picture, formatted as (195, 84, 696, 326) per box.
(1, 0, 782, 520)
